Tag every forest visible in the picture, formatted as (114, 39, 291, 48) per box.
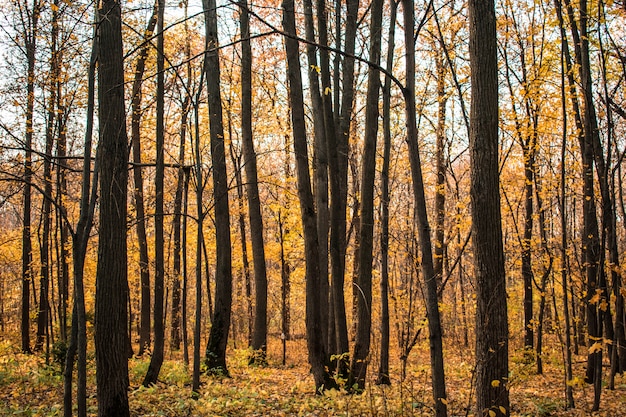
(0, 0, 625, 415)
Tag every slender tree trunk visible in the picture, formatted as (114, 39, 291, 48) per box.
(558, 26, 575, 405)
(401, 0, 447, 413)
(350, 0, 384, 391)
(35, 1, 59, 352)
(376, 0, 397, 387)
(328, 0, 358, 376)
(282, 0, 336, 391)
(203, 0, 233, 375)
(130, 1, 158, 356)
(143, 0, 166, 387)
(302, 0, 330, 354)
(191, 70, 205, 394)
(433, 49, 447, 298)
(278, 211, 291, 365)
(240, 0, 269, 363)
(182, 168, 191, 366)
(535, 179, 554, 375)
(21, 0, 41, 355)
(468, 0, 509, 412)
(170, 96, 189, 351)
(94, 1, 130, 415)
(63, 18, 98, 416)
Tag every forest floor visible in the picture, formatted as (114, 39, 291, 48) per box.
(1, 336, 626, 416)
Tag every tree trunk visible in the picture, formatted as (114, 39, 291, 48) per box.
(468, 0, 510, 413)
(94, 1, 130, 415)
(143, 0, 166, 387)
(557, 15, 575, 403)
(328, 0, 358, 377)
(402, 0, 447, 413)
(130, 1, 158, 357)
(63, 17, 99, 416)
(304, 0, 331, 357)
(203, 0, 233, 375)
(376, 0, 397, 387)
(282, 0, 336, 391)
(350, 0, 384, 391)
(240, 0, 269, 363)
(21, 0, 41, 355)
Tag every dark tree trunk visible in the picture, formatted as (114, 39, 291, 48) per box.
(328, 0, 358, 377)
(170, 97, 189, 351)
(278, 211, 291, 365)
(35, 1, 58, 352)
(350, 0, 384, 392)
(191, 81, 205, 394)
(401, 0, 447, 413)
(302, 0, 330, 355)
(468, 0, 510, 413)
(94, 1, 130, 415)
(21, 0, 41, 355)
(130, 1, 157, 356)
(376, 0, 397, 387)
(240, 0, 269, 363)
(203, 0, 233, 375)
(433, 50, 447, 298)
(282, 0, 336, 391)
(556, 12, 575, 403)
(143, 0, 166, 386)
(63, 17, 98, 416)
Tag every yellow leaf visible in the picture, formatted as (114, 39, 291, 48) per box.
(51, 3, 59, 12)
(439, 398, 448, 405)
(324, 86, 332, 95)
(489, 410, 496, 417)
(491, 379, 500, 387)
(499, 405, 507, 414)
(589, 342, 602, 354)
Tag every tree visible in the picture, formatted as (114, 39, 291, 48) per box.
(130, 0, 157, 357)
(282, 0, 336, 391)
(401, 0, 447, 413)
(240, 0, 269, 364)
(376, 0, 398, 387)
(19, 0, 41, 355)
(94, 0, 130, 415)
(203, 0, 233, 375)
(143, 0, 166, 387)
(350, 0, 384, 391)
(468, 0, 510, 413)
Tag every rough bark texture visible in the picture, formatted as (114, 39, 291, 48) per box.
(94, 1, 130, 415)
(468, 0, 510, 413)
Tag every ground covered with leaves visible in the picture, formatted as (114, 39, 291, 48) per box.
(1, 338, 626, 416)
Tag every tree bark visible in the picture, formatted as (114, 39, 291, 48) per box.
(468, 0, 510, 413)
(94, 1, 130, 415)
